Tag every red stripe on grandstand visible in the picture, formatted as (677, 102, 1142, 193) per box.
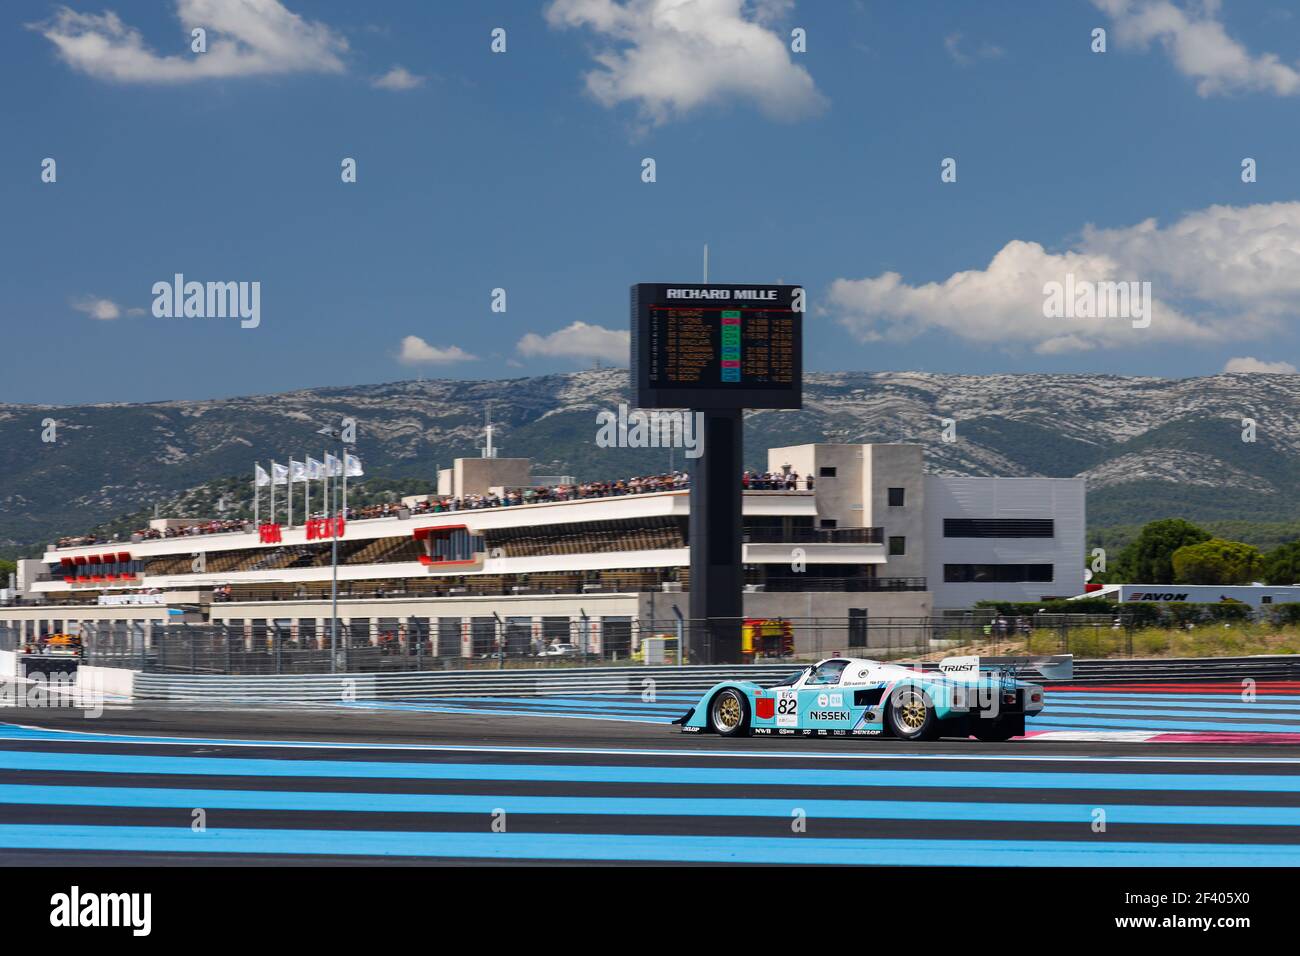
(1044, 681, 1300, 694)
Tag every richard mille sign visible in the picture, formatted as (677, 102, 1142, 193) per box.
(631, 283, 804, 410)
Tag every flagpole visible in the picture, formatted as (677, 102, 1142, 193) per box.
(304, 460, 310, 520)
(343, 456, 349, 519)
(288, 462, 294, 528)
(270, 463, 277, 527)
(253, 463, 259, 527)
(331, 445, 340, 674)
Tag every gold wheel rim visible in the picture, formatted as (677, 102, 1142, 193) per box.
(715, 695, 742, 730)
(900, 694, 927, 730)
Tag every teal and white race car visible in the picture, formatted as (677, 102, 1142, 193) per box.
(674, 655, 1072, 741)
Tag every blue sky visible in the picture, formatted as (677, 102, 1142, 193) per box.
(3, 0, 1300, 404)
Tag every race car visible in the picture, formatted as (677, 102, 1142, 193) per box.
(20, 634, 84, 659)
(673, 654, 1072, 741)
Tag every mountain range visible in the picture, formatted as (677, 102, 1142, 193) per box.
(3, 369, 1298, 558)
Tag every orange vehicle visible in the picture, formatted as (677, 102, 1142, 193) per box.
(39, 634, 84, 659)
(740, 618, 794, 661)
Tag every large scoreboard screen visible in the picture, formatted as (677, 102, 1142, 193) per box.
(631, 283, 803, 409)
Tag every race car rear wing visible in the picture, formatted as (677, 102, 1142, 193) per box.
(938, 654, 1073, 681)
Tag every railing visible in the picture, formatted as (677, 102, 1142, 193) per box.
(759, 576, 926, 592)
(741, 527, 883, 544)
(209, 577, 923, 602)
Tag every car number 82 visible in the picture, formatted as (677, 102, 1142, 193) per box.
(776, 690, 799, 726)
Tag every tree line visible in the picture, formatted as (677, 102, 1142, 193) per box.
(1094, 518, 1300, 586)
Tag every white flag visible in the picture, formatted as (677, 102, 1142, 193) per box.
(255, 464, 270, 487)
(345, 453, 364, 477)
(271, 461, 289, 485)
(324, 453, 342, 477)
(290, 459, 307, 483)
(305, 457, 323, 480)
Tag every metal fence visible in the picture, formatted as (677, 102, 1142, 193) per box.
(0, 612, 1128, 675)
(53, 618, 640, 675)
(129, 655, 1300, 702)
(4, 608, 1290, 675)
(639, 613, 1130, 665)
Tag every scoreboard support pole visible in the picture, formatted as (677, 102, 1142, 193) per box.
(688, 407, 744, 664)
(632, 282, 802, 666)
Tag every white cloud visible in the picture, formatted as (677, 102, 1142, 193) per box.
(516, 321, 629, 364)
(31, 0, 347, 84)
(1092, 0, 1300, 96)
(944, 33, 1003, 66)
(371, 65, 425, 90)
(544, 0, 826, 124)
(1224, 356, 1297, 374)
(827, 201, 1300, 355)
(71, 296, 123, 320)
(397, 336, 477, 365)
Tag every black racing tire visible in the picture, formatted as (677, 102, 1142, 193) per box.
(887, 685, 939, 741)
(708, 687, 751, 737)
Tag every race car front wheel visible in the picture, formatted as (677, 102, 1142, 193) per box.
(888, 686, 938, 741)
(709, 688, 750, 737)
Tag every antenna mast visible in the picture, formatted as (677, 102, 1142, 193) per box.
(481, 403, 497, 459)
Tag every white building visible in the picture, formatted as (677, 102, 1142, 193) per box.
(923, 476, 1086, 609)
(0, 443, 1084, 656)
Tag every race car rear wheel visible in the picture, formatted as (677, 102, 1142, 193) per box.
(888, 685, 938, 741)
(709, 688, 750, 737)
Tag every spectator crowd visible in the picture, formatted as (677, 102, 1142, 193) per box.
(743, 470, 808, 491)
(56, 518, 247, 549)
(54, 469, 813, 549)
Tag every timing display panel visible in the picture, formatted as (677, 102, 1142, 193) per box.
(631, 283, 803, 409)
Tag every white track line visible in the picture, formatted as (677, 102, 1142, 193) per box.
(5, 721, 1300, 764)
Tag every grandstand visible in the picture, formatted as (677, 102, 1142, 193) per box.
(0, 442, 1082, 659)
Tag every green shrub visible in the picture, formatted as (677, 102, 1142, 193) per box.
(1132, 630, 1172, 656)
(1270, 603, 1300, 626)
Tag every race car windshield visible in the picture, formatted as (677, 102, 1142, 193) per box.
(807, 660, 849, 685)
(770, 668, 808, 687)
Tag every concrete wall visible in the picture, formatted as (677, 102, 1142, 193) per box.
(78, 664, 135, 697)
(16, 559, 45, 594)
(453, 458, 531, 498)
(769, 444, 866, 530)
(741, 588, 930, 622)
(863, 444, 925, 579)
(0, 650, 134, 702)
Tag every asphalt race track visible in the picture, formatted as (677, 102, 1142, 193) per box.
(2, 690, 1300, 865)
